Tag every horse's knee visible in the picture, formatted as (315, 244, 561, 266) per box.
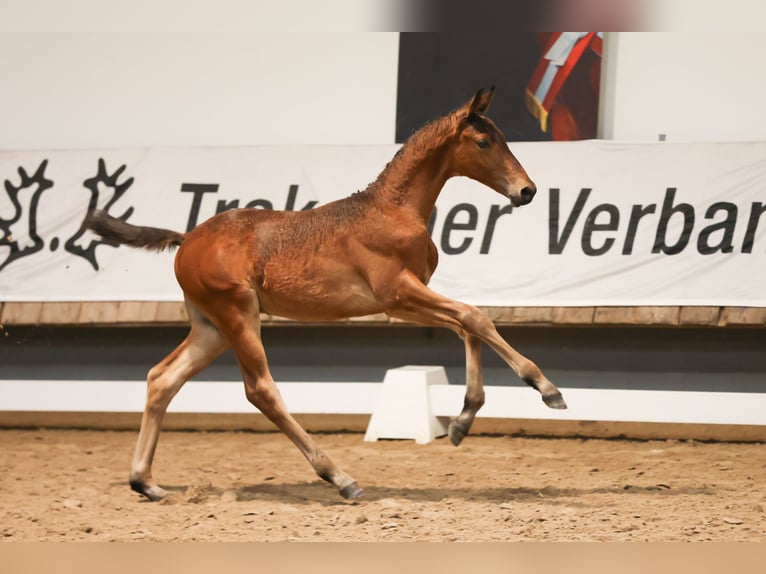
(458, 306, 494, 335)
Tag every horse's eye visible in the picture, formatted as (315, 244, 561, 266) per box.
(477, 139, 490, 149)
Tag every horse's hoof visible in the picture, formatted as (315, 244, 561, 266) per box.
(130, 479, 168, 502)
(339, 481, 364, 499)
(448, 420, 468, 446)
(543, 392, 567, 410)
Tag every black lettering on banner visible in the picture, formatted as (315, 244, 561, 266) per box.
(175, 181, 764, 258)
(427, 207, 438, 236)
(581, 203, 619, 256)
(697, 202, 737, 254)
(742, 202, 766, 253)
(285, 184, 318, 211)
(216, 199, 240, 213)
(622, 204, 657, 255)
(548, 188, 591, 254)
(652, 188, 694, 255)
(246, 199, 274, 209)
(480, 204, 513, 254)
(441, 203, 478, 255)
(181, 183, 218, 231)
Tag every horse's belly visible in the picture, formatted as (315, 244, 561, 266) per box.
(255, 267, 383, 321)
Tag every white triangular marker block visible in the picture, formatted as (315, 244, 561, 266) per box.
(364, 365, 449, 444)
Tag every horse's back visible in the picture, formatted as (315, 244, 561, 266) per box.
(174, 206, 383, 320)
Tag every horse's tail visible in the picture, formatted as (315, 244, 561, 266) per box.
(85, 210, 185, 252)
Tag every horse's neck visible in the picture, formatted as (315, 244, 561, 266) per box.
(375, 143, 452, 222)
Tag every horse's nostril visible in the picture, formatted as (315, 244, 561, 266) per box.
(520, 186, 536, 204)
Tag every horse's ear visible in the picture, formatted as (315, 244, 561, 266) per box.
(467, 86, 495, 116)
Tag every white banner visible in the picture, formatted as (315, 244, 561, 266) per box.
(1, 141, 765, 306)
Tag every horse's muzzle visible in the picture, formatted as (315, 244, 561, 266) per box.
(519, 186, 537, 205)
(510, 185, 537, 207)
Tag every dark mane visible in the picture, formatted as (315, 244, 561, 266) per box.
(361, 112, 459, 199)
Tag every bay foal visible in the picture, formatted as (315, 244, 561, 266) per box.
(87, 88, 566, 501)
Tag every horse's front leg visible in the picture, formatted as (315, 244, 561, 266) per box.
(380, 271, 567, 438)
(448, 335, 485, 446)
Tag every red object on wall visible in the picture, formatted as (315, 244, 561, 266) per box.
(526, 32, 602, 140)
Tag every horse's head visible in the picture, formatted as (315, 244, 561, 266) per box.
(450, 87, 537, 207)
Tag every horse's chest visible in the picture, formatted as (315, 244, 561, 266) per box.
(390, 232, 439, 284)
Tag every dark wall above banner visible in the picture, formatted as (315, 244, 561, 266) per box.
(396, 33, 602, 143)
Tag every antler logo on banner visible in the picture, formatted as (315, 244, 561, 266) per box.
(64, 159, 136, 270)
(0, 158, 136, 272)
(0, 160, 54, 271)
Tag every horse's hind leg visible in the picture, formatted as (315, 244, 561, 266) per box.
(200, 289, 362, 499)
(240, 351, 362, 498)
(129, 302, 229, 501)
